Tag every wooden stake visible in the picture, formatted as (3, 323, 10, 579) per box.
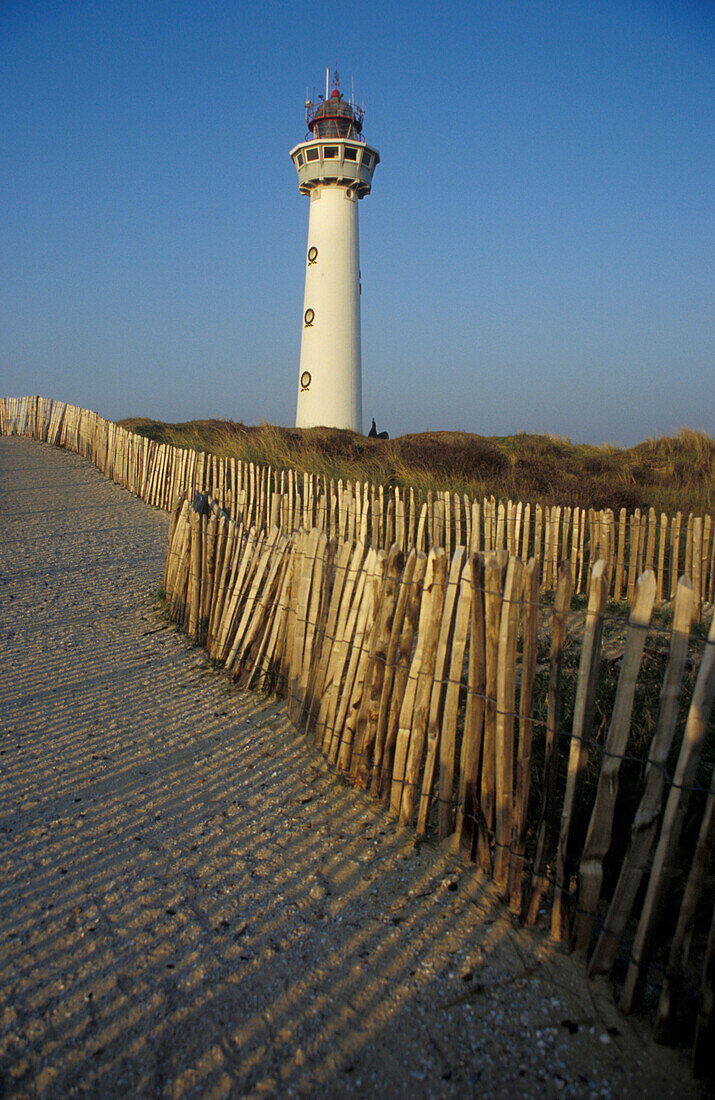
(576, 509, 586, 595)
(525, 561, 574, 925)
(398, 549, 449, 825)
(371, 551, 427, 798)
(701, 514, 712, 608)
(645, 507, 657, 572)
(436, 569, 472, 840)
(287, 528, 322, 717)
(244, 545, 293, 689)
(508, 558, 540, 910)
(521, 502, 531, 561)
(225, 528, 279, 670)
(692, 902, 715, 1079)
(620, 606, 715, 1013)
(571, 570, 657, 954)
(336, 550, 386, 772)
(589, 576, 686, 963)
(493, 556, 525, 888)
(306, 539, 353, 736)
(215, 528, 264, 663)
(670, 512, 682, 600)
(542, 509, 553, 592)
(315, 541, 367, 750)
(416, 503, 428, 553)
(480, 553, 504, 833)
(534, 504, 543, 568)
(692, 515, 703, 622)
(234, 537, 291, 682)
(352, 545, 405, 787)
(471, 499, 480, 553)
(684, 512, 694, 578)
(416, 547, 467, 834)
(326, 546, 377, 761)
(627, 512, 639, 604)
(654, 761, 715, 1042)
(550, 506, 561, 591)
(656, 513, 668, 603)
(551, 560, 608, 940)
(207, 520, 237, 657)
(163, 495, 188, 594)
(187, 509, 202, 639)
(455, 553, 487, 863)
(496, 501, 505, 552)
(389, 549, 442, 814)
(296, 533, 328, 713)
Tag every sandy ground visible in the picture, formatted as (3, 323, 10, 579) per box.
(0, 435, 699, 1099)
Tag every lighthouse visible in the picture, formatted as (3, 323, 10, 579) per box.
(290, 73, 379, 432)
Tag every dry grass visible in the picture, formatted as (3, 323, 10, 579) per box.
(119, 418, 714, 517)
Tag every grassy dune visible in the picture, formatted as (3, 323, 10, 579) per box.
(119, 418, 714, 516)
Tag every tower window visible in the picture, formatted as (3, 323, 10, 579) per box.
(362, 151, 372, 167)
(306, 148, 319, 162)
(344, 147, 358, 161)
(304, 308, 315, 326)
(296, 152, 304, 166)
(324, 146, 338, 158)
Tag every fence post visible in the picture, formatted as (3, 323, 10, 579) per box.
(572, 570, 657, 954)
(417, 547, 467, 835)
(455, 553, 487, 863)
(525, 561, 574, 925)
(507, 557, 540, 911)
(551, 559, 608, 941)
(621, 607, 715, 1013)
(493, 556, 525, 888)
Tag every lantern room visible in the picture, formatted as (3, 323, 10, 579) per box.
(307, 87, 364, 140)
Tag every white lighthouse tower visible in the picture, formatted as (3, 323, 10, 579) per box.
(290, 72, 379, 432)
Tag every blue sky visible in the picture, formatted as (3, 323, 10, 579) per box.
(2, 0, 713, 443)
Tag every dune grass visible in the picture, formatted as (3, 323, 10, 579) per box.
(119, 417, 714, 517)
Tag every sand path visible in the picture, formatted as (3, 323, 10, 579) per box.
(0, 436, 692, 1098)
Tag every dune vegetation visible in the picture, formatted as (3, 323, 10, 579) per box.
(119, 418, 714, 518)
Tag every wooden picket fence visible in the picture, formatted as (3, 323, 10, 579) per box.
(161, 485, 715, 1073)
(2, 394, 713, 617)
(3, 393, 715, 1074)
